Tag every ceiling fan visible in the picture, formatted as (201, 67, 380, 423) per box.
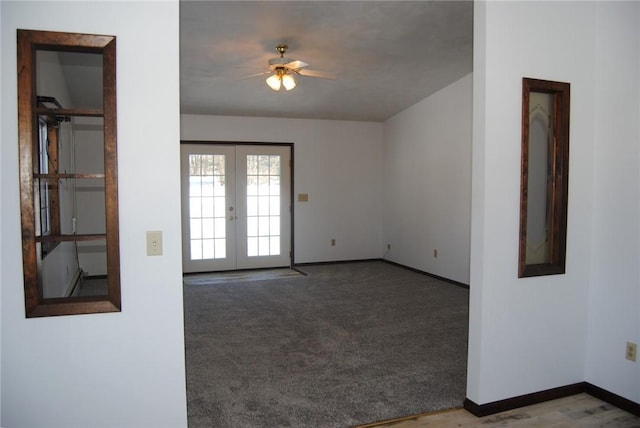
(244, 44, 335, 91)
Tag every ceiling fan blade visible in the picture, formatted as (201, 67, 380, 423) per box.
(237, 70, 271, 80)
(284, 60, 308, 70)
(296, 69, 336, 80)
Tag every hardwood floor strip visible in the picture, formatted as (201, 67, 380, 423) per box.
(372, 394, 640, 428)
(352, 408, 462, 428)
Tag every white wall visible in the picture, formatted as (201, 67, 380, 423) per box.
(1, 2, 187, 427)
(468, 1, 596, 403)
(469, 0, 639, 406)
(181, 115, 384, 264)
(382, 74, 472, 284)
(586, 2, 640, 403)
(37, 51, 73, 108)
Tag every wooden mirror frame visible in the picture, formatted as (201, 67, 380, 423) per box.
(518, 78, 570, 278)
(17, 29, 120, 316)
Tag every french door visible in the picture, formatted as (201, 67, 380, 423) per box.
(180, 144, 291, 273)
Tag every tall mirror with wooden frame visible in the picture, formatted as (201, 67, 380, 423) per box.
(17, 29, 120, 317)
(518, 77, 570, 278)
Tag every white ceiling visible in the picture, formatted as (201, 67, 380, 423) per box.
(179, 1, 473, 122)
(53, 1, 473, 123)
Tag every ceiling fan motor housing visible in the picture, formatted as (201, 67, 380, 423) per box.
(269, 57, 293, 67)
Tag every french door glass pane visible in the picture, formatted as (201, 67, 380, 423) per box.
(189, 154, 226, 260)
(246, 154, 281, 258)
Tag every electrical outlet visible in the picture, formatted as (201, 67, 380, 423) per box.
(331, 239, 336, 247)
(626, 342, 637, 362)
(387, 244, 391, 250)
(434, 249, 438, 258)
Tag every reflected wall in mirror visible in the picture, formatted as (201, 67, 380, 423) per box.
(518, 78, 570, 278)
(17, 29, 120, 316)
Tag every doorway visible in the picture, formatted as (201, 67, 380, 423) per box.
(180, 143, 292, 273)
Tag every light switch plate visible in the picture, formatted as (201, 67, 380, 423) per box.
(627, 341, 637, 362)
(146, 231, 163, 256)
(298, 193, 309, 202)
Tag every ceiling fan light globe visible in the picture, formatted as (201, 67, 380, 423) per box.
(282, 74, 296, 91)
(266, 74, 282, 91)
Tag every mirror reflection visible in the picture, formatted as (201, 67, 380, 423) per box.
(518, 78, 570, 278)
(525, 92, 553, 265)
(35, 50, 107, 298)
